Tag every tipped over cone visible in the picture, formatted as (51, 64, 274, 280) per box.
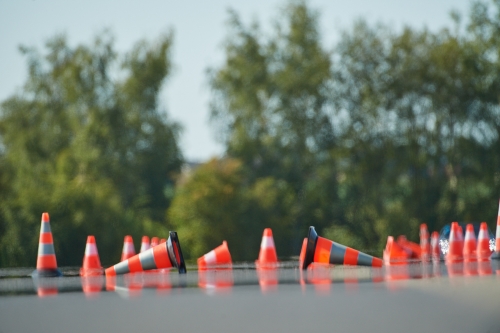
(301, 226, 383, 270)
(106, 231, 186, 276)
(198, 241, 232, 269)
(80, 235, 104, 276)
(256, 228, 278, 266)
(32, 212, 62, 278)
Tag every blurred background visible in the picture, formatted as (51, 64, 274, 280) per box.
(0, 0, 498, 267)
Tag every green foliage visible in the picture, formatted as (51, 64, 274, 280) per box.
(0, 31, 182, 267)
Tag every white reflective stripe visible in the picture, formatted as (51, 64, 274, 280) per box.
(478, 229, 489, 240)
(496, 224, 500, 239)
(261, 236, 275, 249)
(123, 243, 135, 254)
(140, 243, 150, 253)
(464, 232, 475, 241)
(85, 244, 98, 256)
(204, 250, 217, 265)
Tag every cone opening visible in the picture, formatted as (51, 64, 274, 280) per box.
(168, 231, 186, 274)
(302, 226, 318, 270)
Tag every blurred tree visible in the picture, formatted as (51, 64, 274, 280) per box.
(0, 31, 182, 266)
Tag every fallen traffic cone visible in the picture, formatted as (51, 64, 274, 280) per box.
(430, 231, 441, 262)
(445, 222, 463, 263)
(198, 241, 232, 269)
(32, 212, 62, 278)
(106, 231, 186, 276)
(256, 228, 278, 267)
(463, 224, 477, 262)
(140, 236, 151, 253)
(80, 235, 104, 276)
(420, 224, 430, 261)
(492, 200, 500, 260)
(121, 235, 136, 261)
(396, 235, 421, 259)
(383, 236, 411, 265)
(477, 222, 492, 261)
(301, 226, 383, 269)
(150, 237, 159, 248)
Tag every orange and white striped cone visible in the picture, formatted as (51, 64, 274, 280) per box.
(301, 226, 383, 270)
(396, 235, 421, 260)
(383, 236, 410, 265)
(32, 212, 62, 278)
(491, 200, 500, 260)
(463, 224, 477, 262)
(256, 228, 278, 267)
(446, 222, 463, 263)
(150, 237, 159, 248)
(106, 231, 186, 276)
(80, 235, 104, 276)
(121, 235, 136, 262)
(477, 222, 492, 261)
(140, 236, 151, 253)
(420, 224, 430, 261)
(197, 241, 232, 270)
(430, 231, 441, 262)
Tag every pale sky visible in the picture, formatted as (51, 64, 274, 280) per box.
(0, 0, 472, 162)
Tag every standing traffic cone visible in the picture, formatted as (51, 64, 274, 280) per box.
(197, 241, 232, 270)
(32, 212, 62, 277)
(106, 231, 186, 276)
(256, 228, 278, 266)
(140, 236, 151, 253)
(80, 235, 104, 276)
(121, 235, 136, 262)
(420, 224, 430, 261)
(150, 237, 159, 248)
(430, 231, 441, 262)
(301, 226, 383, 270)
(477, 222, 493, 261)
(492, 200, 500, 260)
(446, 222, 463, 263)
(463, 224, 477, 262)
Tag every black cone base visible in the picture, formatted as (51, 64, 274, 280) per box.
(31, 268, 62, 278)
(167, 231, 187, 274)
(302, 226, 318, 270)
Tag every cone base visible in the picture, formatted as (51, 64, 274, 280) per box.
(491, 251, 500, 260)
(31, 268, 62, 278)
(168, 231, 187, 274)
(302, 226, 318, 270)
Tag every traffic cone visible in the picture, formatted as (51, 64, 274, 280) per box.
(256, 228, 278, 267)
(301, 226, 383, 270)
(396, 235, 421, 259)
(446, 222, 463, 263)
(80, 235, 104, 276)
(420, 223, 430, 261)
(106, 231, 186, 276)
(430, 231, 441, 262)
(463, 224, 477, 262)
(140, 236, 151, 253)
(492, 199, 500, 260)
(477, 222, 492, 261)
(383, 236, 411, 265)
(198, 241, 232, 269)
(150, 237, 159, 248)
(121, 235, 136, 262)
(32, 212, 62, 278)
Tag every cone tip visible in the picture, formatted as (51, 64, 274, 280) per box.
(141, 235, 150, 243)
(466, 224, 474, 232)
(124, 235, 133, 242)
(87, 235, 96, 243)
(263, 228, 273, 237)
(42, 212, 50, 222)
(420, 223, 428, 229)
(372, 257, 383, 267)
(105, 268, 115, 277)
(480, 222, 488, 230)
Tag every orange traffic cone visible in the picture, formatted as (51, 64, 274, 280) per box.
(446, 222, 463, 263)
(420, 223, 430, 261)
(301, 226, 383, 270)
(430, 231, 441, 262)
(140, 236, 150, 253)
(299, 238, 307, 267)
(121, 235, 136, 262)
(492, 200, 500, 260)
(150, 237, 159, 248)
(106, 231, 186, 276)
(463, 224, 477, 262)
(477, 222, 492, 261)
(256, 228, 278, 266)
(396, 235, 421, 259)
(197, 241, 232, 269)
(32, 212, 62, 277)
(80, 235, 104, 276)
(383, 236, 411, 265)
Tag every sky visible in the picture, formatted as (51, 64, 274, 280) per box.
(0, 0, 473, 162)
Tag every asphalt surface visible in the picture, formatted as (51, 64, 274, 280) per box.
(0, 264, 499, 333)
